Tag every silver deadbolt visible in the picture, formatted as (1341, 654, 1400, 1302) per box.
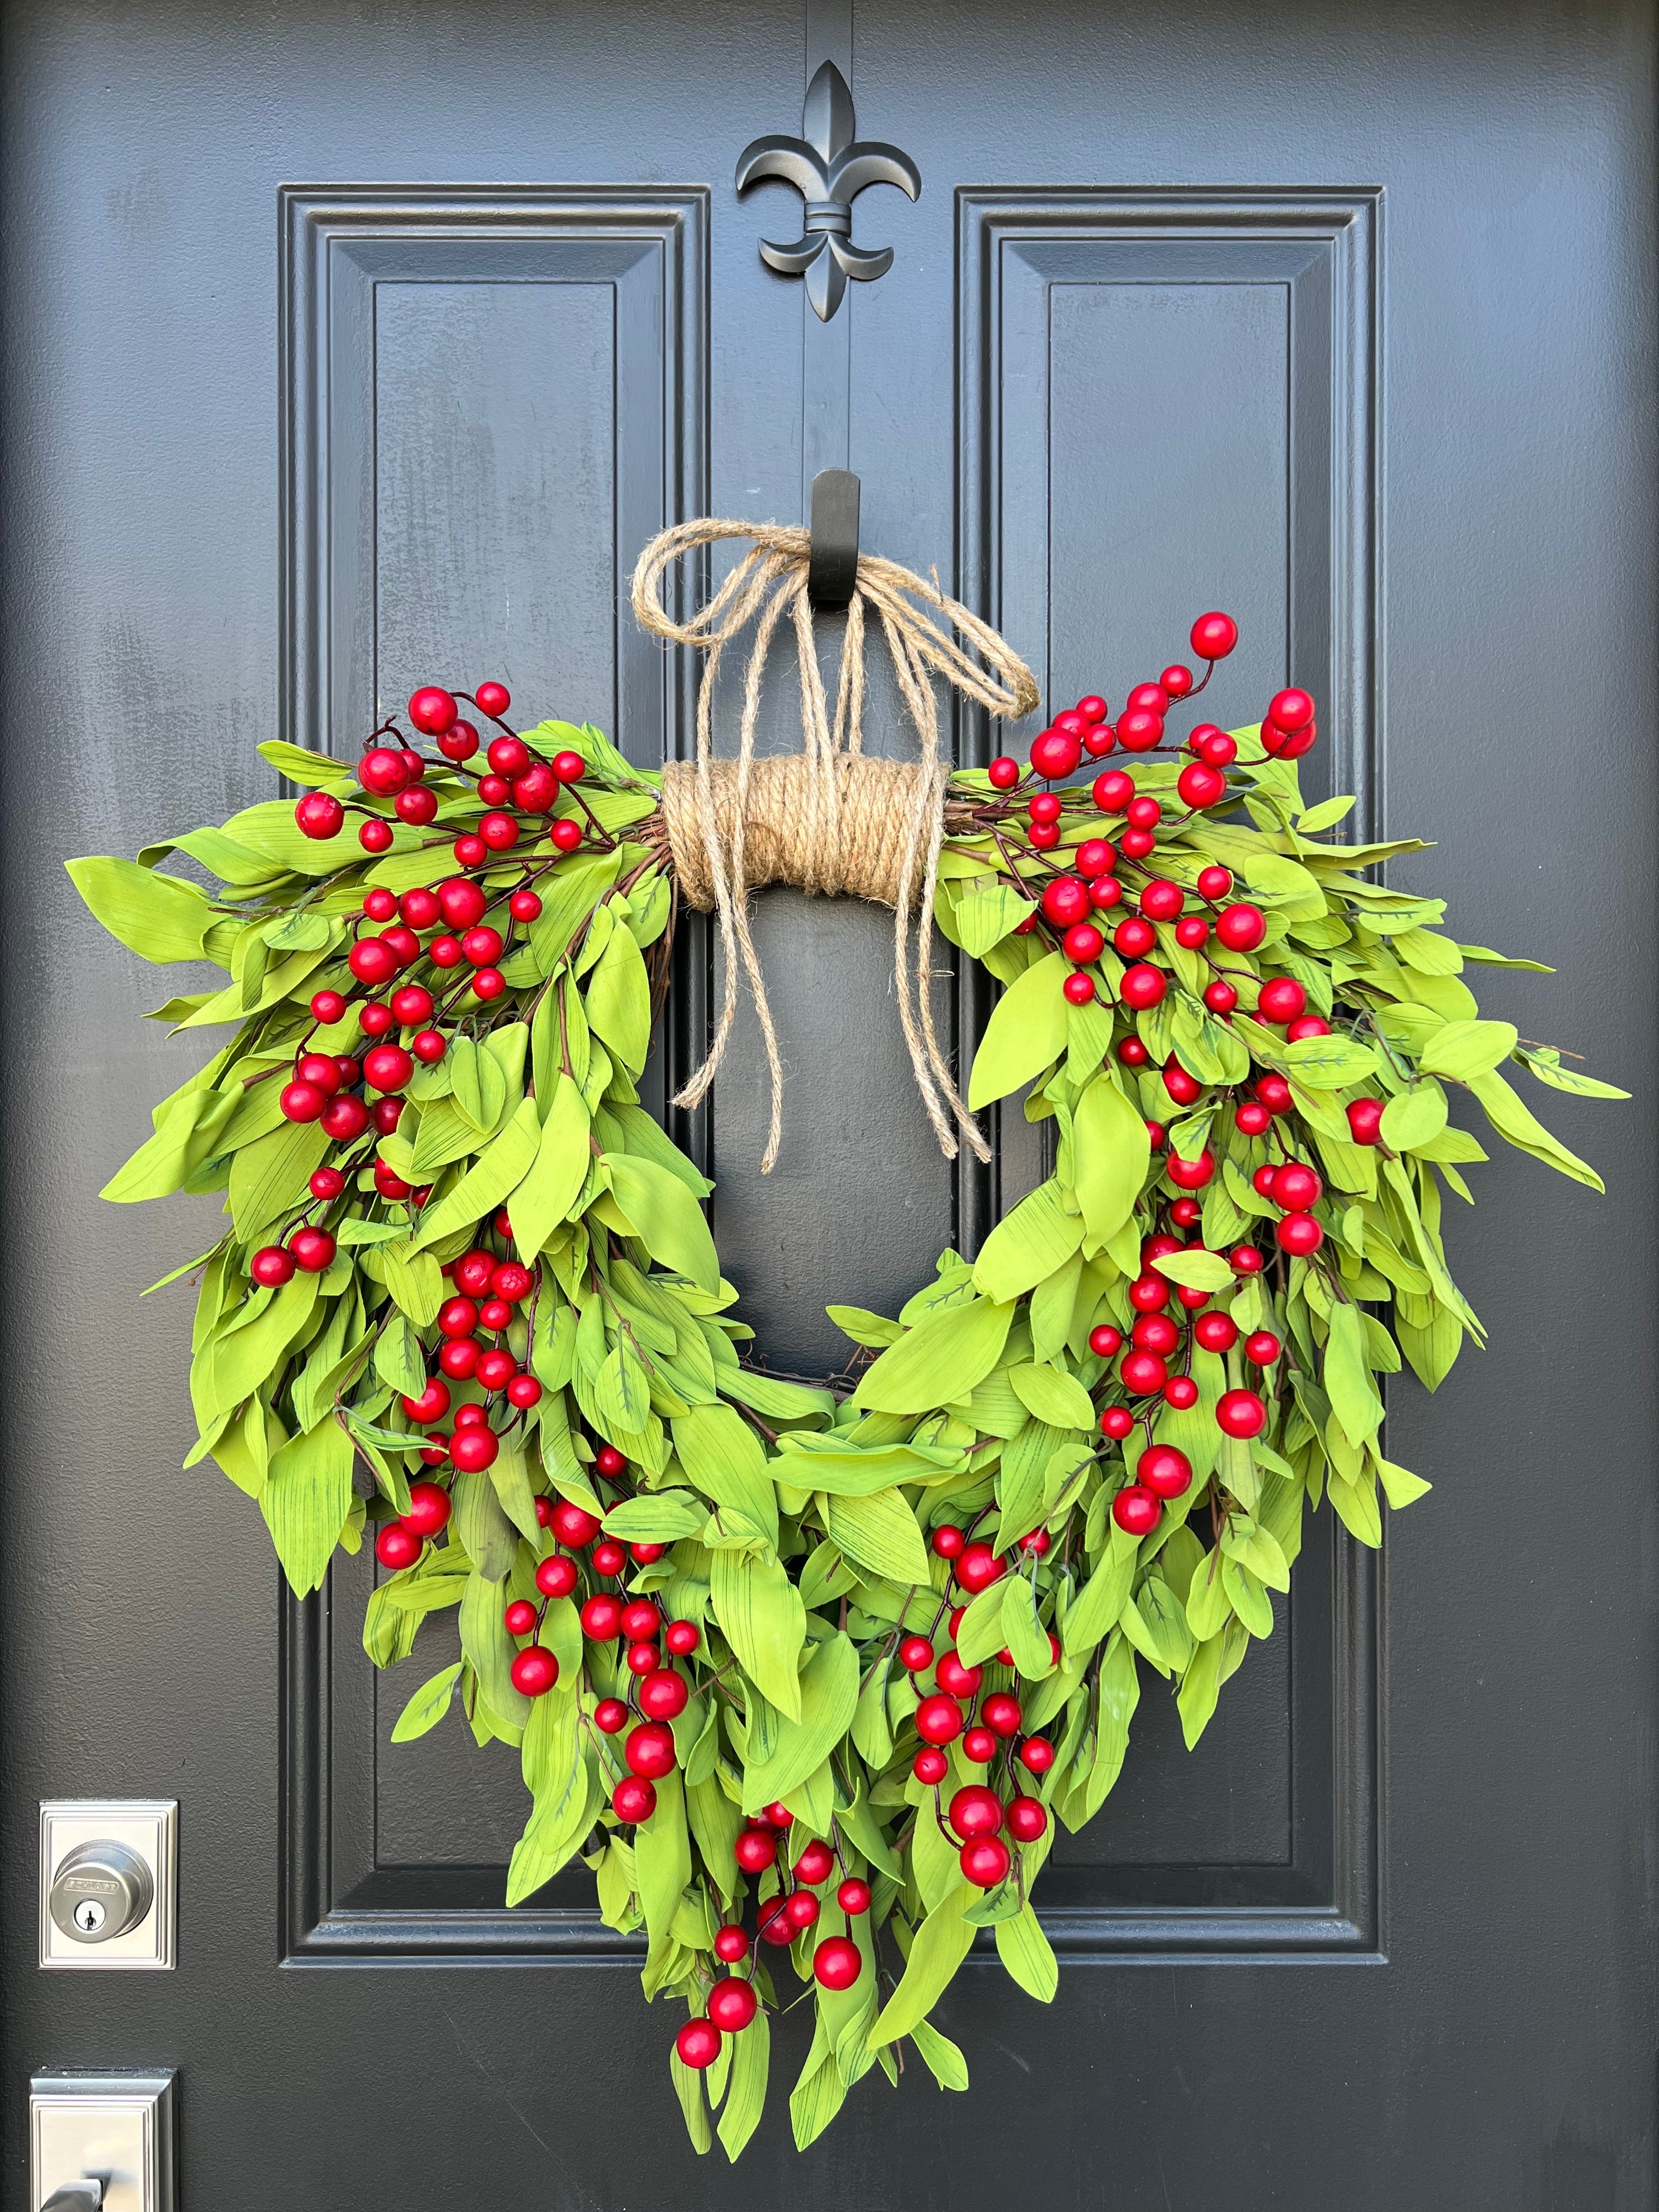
(48, 1841, 154, 1946)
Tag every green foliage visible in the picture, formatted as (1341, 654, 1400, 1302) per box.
(74, 706, 1623, 2160)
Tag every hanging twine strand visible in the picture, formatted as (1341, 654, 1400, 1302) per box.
(631, 518, 1039, 1171)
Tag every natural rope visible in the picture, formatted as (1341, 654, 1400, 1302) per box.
(631, 518, 1039, 1171)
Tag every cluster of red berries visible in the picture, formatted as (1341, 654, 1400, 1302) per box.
(676, 1821, 870, 2068)
(294, 682, 591, 862)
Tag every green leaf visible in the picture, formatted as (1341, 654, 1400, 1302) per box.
(1008, 1361, 1095, 1431)
(259, 1420, 354, 1595)
(1177, 1632, 1225, 1748)
(909, 2017, 971, 2089)
(604, 1152, 719, 1293)
(1070, 1074, 1152, 1254)
(994, 1903, 1058, 2002)
(510, 1074, 592, 1256)
(716, 2006, 770, 2159)
(636, 1765, 692, 1959)
(1514, 1047, 1629, 1101)
(971, 1178, 1086, 1305)
(584, 922, 653, 1074)
(825, 1304, 903, 1347)
(1379, 1087, 1448, 1151)
(672, 1403, 778, 1547)
(953, 882, 1036, 957)
(601, 1491, 708, 1542)
(825, 1488, 930, 1583)
(868, 1884, 976, 2048)
(373, 1312, 427, 1397)
(411, 1097, 541, 1248)
(1280, 1033, 1378, 1088)
(67, 856, 214, 963)
(709, 1548, 805, 1720)
(1296, 794, 1357, 833)
(1468, 1069, 1604, 1192)
(851, 1295, 1014, 1415)
(1420, 1020, 1520, 1081)
(1150, 1248, 1236, 1293)
(740, 1632, 858, 1811)
(390, 1661, 462, 1742)
(967, 952, 1069, 1108)
(670, 2050, 713, 2157)
(1062, 1529, 1138, 1661)
(1376, 1454, 1433, 1508)
(1323, 1301, 1385, 1448)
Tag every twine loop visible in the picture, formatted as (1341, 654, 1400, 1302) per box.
(631, 518, 1039, 1171)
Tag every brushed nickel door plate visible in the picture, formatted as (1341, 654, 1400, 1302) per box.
(39, 1804, 176, 1971)
(30, 2072, 176, 2212)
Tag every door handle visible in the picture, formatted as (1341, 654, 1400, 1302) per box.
(41, 2184, 103, 2211)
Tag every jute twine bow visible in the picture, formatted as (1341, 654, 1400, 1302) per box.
(630, 519, 1039, 1172)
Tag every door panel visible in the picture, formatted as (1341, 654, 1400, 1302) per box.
(5, 1, 1655, 2206)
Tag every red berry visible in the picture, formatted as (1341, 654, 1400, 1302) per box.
(936, 1652, 982, 1698)
(713, 1923, 750, 1962)
(580, 1594, 622, 1641)
(960, 1838, 1012, 1889)
(1216, 1387, 1268, 1439)
(1030, 727, 1082, 780)
(1117, 1036, 1149, 1066)
(837, 1877, 872, 1915)
(1006, 1795, 1048, 1843)
(949, 1784, 1003, 1838)
(813, 1936, 863, 1990)
(492, 1260, 533, 1302)
(639, 1669, 689, 1720)
(1028, 791, 1062, 826)
(1287, 1015, 1331, 1042)
(1245, 1331, 1282, 1366)
(899, 1635, 934, 1672)
(1132, 1313, 1179, 1355)
(438, 1337, 481, 1380)
(1114, 915, 1156, 959)
(1138, 1443, 1193, 1498)
(1100, 1405, 1135, 1440)
(1041, 875, 1091, 928)
(359, 746, 409, 796)
(962, 1726, 997, 1764)
(1020, 1736, 1057, 1774)
(734, 1829, 777, 1873)
(931, 1524, 966, 1560)
(504, 1599, 537, 1637)
(612, 1776, 657, 1824)
(1276, 1211, 1324, 1257)
(510, 1646, 558, 1697)
(590, 1694, 625, 1732)
(1272, 1162, 1323, 1211)
(913, 1747, 949, 1785)
(1119, 962, 1167, 1009)
(1178, 760, 1227, 809)
(1234, 1099, 1271, 1137)
(287, 1226, 336, 1273)
(794, 1838, 835, 1885)
(1062, 921, 1104, 966)
(1190, 612, 1238, 661)
(955, 1542, 1005, 1594)
(551, 751, 586, 783)
(674, 2017, 720, 2070)
(535, 1554, 578, 1598)
(550, 818, 584, 854)
(408, 686, 457, 735)
(280, 1079, 328, 1124)
(620, 1600, 662, 1643)
(250, 1245, 296, 1288)
(450, 1426, 499, 1473)
(395, 786, 438, 826)
(1126, 795, 1163, 831)
(916, 1694, 964, 1746)
(1347, 1097, 1385, 1145)
(1116, 707, 1163, 753)
(1268, 686, 1315, 733)
(1121, 1349, 1169, 1397)
(1113, 1486, 1161, 1536)
(983, 1691, 1022, 1737)
(988, 755, 1020, 789)
(1163, 1374, 1199, 1410)
(708, 1977, 758, 2033)
(295, 791, 345, 840)
(1089, 1324, 1124, 1358)
(1093, 770, 1134, 814)
(1163, 1058, 1202, 1105)
(624, 1721, 676, 1779)
(402, 1379, 452, 1426)
(376, 1523, 421, 1570)
(1194, 1312, 1239, 1355)
(1167, 1147, 1216, 1191)
(358, 819, 394, 854)
(1215, 904, 1266, 951)
(477, 1294, 511, 1330)
(363, 1043, 413, 1094)
(1175, 915, 1211, 950)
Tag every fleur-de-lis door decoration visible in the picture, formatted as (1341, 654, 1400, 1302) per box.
(736, 60, 922, 321)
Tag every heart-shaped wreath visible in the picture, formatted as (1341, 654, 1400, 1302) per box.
(72, 536, 1624, 2159)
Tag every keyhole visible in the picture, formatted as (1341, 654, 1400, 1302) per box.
(72, 1898, 105, 1934)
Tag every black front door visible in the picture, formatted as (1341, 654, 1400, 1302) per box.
(5, 3, 1655, 2206)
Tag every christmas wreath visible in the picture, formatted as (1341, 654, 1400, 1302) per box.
(71, 531, 1624, 2159)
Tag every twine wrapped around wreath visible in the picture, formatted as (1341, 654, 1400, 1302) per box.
(630, 519, 1040, 1171)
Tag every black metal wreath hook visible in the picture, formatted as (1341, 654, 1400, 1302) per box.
(736, 60, 922, 321)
